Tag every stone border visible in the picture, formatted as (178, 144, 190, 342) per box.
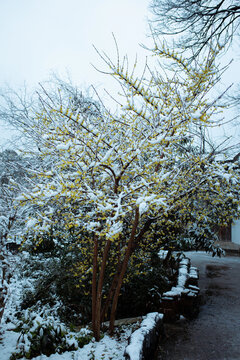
(124, 256, 200, 359)
(160, 256, 200, 321)
(124, 312, 164, 360)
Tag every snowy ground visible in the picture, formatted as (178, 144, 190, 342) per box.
(0, 328, 132, 360)
(0, 251, 139, 360)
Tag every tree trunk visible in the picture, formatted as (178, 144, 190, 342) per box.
(100, 261, 122, 323)
(93, 239, 111, 341)
(109, 207, 139, 334)
(91, 234, 98, 338)
(101, 218, 154, 324)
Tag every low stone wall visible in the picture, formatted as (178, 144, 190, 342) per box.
(160, 257, 200, 321)
(124, 312, 164, 360)
(124, 256, 200, 360)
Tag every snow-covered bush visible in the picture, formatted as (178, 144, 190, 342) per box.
(10, 311, 93, 359)
(19, 244, 92, 326)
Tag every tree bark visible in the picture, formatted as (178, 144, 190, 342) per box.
(109, 207, 139, 334)
(91, 234, 98, 338)
(100, 261, 122, 323)
(94, 239, 111, 341)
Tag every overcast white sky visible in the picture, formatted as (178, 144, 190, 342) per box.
(0, 0, 239, 149)
(0, 0, 151, 146)
(0, 0, 151, 87)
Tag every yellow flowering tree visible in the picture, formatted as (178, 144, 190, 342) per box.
(18, 45, 240, 340)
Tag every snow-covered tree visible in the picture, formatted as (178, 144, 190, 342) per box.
(0, 149, 37, 244)
(0, 150, 24, 242)
(0, 149, 36, 323)
(6, 44, 239, 339)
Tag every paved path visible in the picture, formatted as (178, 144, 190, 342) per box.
(156, 251, 240, 360)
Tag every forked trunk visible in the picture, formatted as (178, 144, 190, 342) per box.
(109, 207, 139, 334)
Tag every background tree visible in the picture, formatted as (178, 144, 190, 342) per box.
(150, 0, 240, 57)
(0, 150, 31, 242)
(0, 149, 34, 323)
(149, 0, 240, 155)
